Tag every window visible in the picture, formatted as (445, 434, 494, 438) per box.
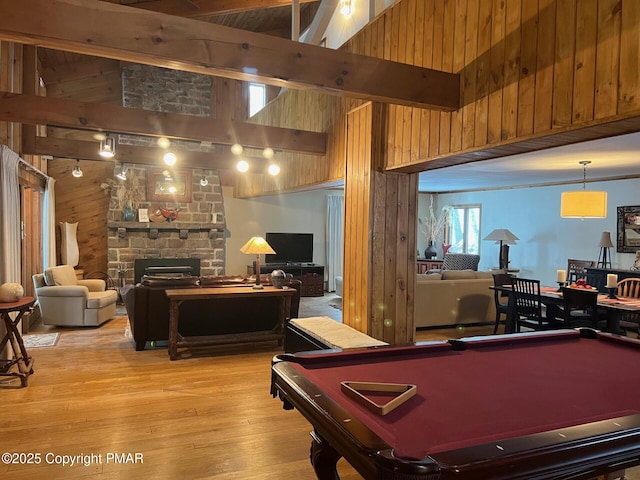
(447, 205, 480, 254)
(248, 83, 266, 117)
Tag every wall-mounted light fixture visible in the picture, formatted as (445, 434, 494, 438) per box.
(340, 0, 352, 17)
(71, 159, 83, 178)
(99, 134, 116, 158)
(200, 176, 209, 187)
(560, 161, 607, 218)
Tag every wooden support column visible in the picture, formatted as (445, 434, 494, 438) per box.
(343, 102, 417, 345)
(21, 44, 37, 154)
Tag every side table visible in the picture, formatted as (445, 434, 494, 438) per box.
(0, 297, 36, 387)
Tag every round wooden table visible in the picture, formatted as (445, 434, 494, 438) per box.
(0, 296, 36, 387)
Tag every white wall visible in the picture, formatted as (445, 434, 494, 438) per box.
(222, 187, 344, 276)
(418, 178, 640, 286)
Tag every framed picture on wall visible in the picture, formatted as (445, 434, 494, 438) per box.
(147, 169, 192, 203)
(616, 205, 640, 253)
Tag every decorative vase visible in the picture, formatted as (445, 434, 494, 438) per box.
(59, 221, 79, 266)
(123, 205, 136, 222)
(442, 243, 451, 256)
(424, 241, 437, 259)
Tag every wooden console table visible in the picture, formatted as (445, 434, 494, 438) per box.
(165, 286, 294, 360)
(0, 297, 36, 387)
(417, 259, 443, 274)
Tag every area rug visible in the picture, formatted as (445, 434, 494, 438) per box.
(329, 301, 342, 311)
(23, 333, 60, 348)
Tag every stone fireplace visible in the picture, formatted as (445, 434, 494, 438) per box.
(106, 64, 227, 284)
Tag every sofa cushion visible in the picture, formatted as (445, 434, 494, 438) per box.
(140, 275, 199, 287)
(441, 270, 477, 280)
(417, 273, 442, 282)
(86, 290, 118, 309)
(44, 265, 77, 286)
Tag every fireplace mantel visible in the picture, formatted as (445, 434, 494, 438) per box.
(108, 221, 225, 239)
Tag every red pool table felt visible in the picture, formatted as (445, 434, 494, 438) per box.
(287, 331, 640, 461)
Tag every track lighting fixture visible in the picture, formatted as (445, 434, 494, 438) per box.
(200, 176, 209, 187)
(163, 152, 177, 166)
(268, 164, 280, 176)
(262, 147, 274, 159)
(236, 160, 249, 173)
(115, 165, 128, 181)
(72, 160, 83, 178)
(231, 144, 244, 155)
(99, 134, 116, 158)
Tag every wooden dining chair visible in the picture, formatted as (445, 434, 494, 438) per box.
(616, 278, 640, 337)
(561, 287, 602, 329)
(511, 278, 563, 332)
(492, 273, 512, 334)
(567, 259, 595, 284)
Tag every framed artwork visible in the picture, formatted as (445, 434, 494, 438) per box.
(616, 205, 640, 253)
(138, 208, 149, 222)
(147, 169, 192, 203)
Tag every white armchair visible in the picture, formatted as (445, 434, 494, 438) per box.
(32, 265, 117, 326)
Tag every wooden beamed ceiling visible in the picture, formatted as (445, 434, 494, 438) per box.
(0, 0, 460, 111)
(102, 0, 319, 18)
(0, 91, 326, 154)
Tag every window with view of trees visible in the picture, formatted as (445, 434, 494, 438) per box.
(448, 205, 481, 255)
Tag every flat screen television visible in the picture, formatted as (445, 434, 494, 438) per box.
(265, 232, 313, 264)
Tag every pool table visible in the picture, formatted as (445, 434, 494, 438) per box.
(271, 329, 640, 479)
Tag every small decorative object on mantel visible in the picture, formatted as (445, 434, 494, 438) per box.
(271, 269, 286, 289)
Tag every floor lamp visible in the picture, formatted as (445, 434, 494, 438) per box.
(240, 236, 276, 289)
(483, 229, 519, 270)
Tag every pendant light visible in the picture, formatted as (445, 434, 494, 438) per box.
(71, 160, 83, 178)
(560, 161, 607, 218)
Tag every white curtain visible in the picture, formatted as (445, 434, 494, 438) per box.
(0, 145, 21, 284)
(326, 195, 344, 292)
(43, 176, 57, 268)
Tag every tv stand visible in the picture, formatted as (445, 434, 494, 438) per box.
(248, 264, 325, 297)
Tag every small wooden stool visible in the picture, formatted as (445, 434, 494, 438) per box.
(0, 297, 36, 387)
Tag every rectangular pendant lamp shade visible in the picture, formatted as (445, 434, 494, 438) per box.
(560, 191, 607, 218)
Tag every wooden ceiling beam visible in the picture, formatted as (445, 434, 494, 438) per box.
(40, 57, 121, 85)
(0, 0, 460, 110)
(104, 0, 319, 17)
(0, 92, 327, 155)
(30, 136, 271, 171)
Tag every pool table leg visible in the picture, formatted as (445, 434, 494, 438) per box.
(310, 429, 341, 480)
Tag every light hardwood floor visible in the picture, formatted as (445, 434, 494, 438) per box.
(1, 295, 637, 480)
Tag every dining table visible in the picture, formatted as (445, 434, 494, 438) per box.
(491, 284, 640, 334)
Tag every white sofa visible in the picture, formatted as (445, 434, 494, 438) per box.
(415, 270, 496, 328)
(32, 265, 117, 326)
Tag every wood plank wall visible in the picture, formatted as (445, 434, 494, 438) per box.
(241, 0, 640, 197)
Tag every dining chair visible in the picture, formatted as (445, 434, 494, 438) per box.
(492, 273, 512, 334)
(511, 277, 563, 332)
(616, 278, 640, 338)
(567, 259, 595, 284)
(561, 287, 602, 329)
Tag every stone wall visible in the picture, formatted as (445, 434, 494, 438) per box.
(107, 65, 227, 284)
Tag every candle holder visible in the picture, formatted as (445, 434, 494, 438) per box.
(607, 287, 617, 299)
(557, 281, 567, 292)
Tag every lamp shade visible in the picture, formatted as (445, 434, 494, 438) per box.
(560, 191, 607, 218)
(483, 228, 519, 244)
(240, 236, 276, 255)
(598, 231, 614, 248)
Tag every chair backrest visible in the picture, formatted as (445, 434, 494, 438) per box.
(561, 286, 598, 327)
(567, 259, 595, 283)
(511, 277, 542, 321)
(442, 253, 480, 271)
(492, 273, 512, 301)
(617, 278, 640, 298)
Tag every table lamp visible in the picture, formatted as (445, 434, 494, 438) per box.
(483, 229, 519, 270)
(240, 236, 276, 289)
(597, 231, 613, 269)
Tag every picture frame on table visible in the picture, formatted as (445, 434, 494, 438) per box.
(616, 205, 640, 253)
(146, 169, 192, 203)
